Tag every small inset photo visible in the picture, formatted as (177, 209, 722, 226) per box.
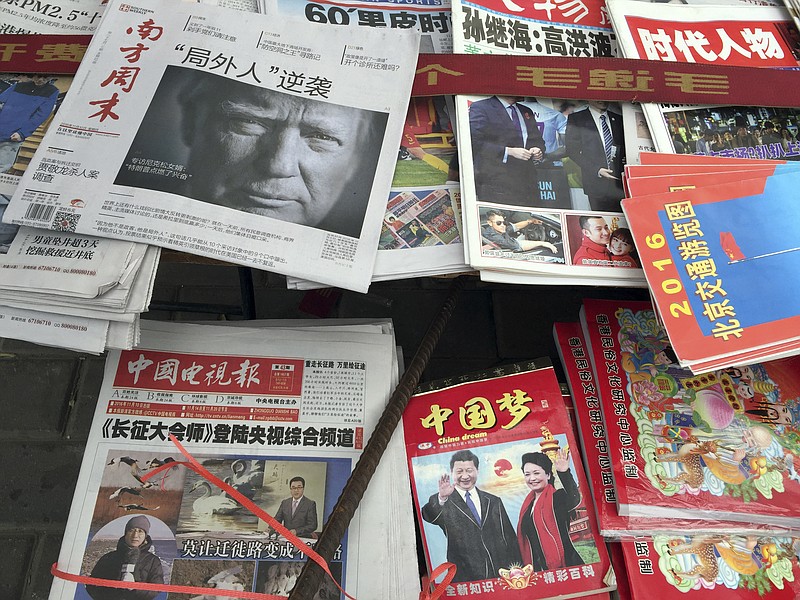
(565, 213, 639, 268)
(78, 514, 175, 600)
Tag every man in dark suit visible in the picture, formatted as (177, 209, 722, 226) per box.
(564, 100, 625, 212)
(421, 449, 521, 583)
(271, 476, 318, 538)
(469, 95, 546, 205)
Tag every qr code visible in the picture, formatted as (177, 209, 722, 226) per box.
(53, 211, 81, 232)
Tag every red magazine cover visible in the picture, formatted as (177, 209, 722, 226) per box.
(553, 321, 779, 539)
(624, 160, 800, 198)
(637, 152, 788, 166)
(553, 321, 629, 536)
(403, 361, 613, 599)
(621, 172, 800, 371)
(619, 535, 800, 598)
(579, 298, 800, 528)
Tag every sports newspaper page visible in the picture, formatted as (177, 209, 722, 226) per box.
(49, 320, 418, 599)
(2, 0, 420, 293)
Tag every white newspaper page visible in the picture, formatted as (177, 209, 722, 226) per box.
(0, 244, 160, 320)
(456, 95, 646, 282)
(210, 0, 261, 11)
(0, 0, 106, 34)
(50, 322, 399, 600)
(258, 0, 461, 285)
(106, 318, 138, 350)
(451, 0, 617, 57)
(0, 302, 109, 352)
(261, 0, 451, 53)
(372, 184, 467, 281)
(288, 183, 467, 288)
(0, 228, 141, 297)
(4, 0, 419, 293)
(607, 0, 799, 156)
(621, 103, 655, 166)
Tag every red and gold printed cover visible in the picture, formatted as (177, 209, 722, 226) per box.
(403, 360, 613, 599)
(580, 298, 800, 528)
(553, 321, 791, 539)
(554, 321, 629, 536)
(618, 535, 800, 598)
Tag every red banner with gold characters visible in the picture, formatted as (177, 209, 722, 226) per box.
(4, 35, 800, 106)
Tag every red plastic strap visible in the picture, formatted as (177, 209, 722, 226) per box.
(51, 565, 287, 599)
(419, 563, 457, 600)
(51, 434, 356, 600)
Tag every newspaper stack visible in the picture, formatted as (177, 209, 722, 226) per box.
(446, 0, 647, 288)
(49, 318, 419, 599)
(0, 0, 165, 353)
(2, 0, 420, 294)
(0, 227, 159, 353)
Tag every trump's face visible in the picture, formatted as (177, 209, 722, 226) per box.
(184, 87, 372, 228)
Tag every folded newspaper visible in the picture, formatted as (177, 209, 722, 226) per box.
(256, 0, 467, 288)
(0, 70, 158, 353)
(2, 0, 420, 294)
(50, 319, 419, 599)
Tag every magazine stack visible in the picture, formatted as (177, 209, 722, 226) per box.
(552, 297, 800, 599)
(621, 153, 800, 372)
(49, 318, 419, 599)
(448, 0, 647, 288)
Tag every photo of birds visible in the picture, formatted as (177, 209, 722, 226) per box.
(90, 450, 186, 531)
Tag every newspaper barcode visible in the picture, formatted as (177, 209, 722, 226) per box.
(24, 203, 55, 222)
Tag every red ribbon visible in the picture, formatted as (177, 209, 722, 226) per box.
(51, 434, 355, 600)
(419, 563, 457, 600)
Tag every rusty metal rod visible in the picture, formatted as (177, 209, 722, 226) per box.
(288, 276, 465, 599)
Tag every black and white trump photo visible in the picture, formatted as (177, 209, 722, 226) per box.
(115, 66, 389, 239)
